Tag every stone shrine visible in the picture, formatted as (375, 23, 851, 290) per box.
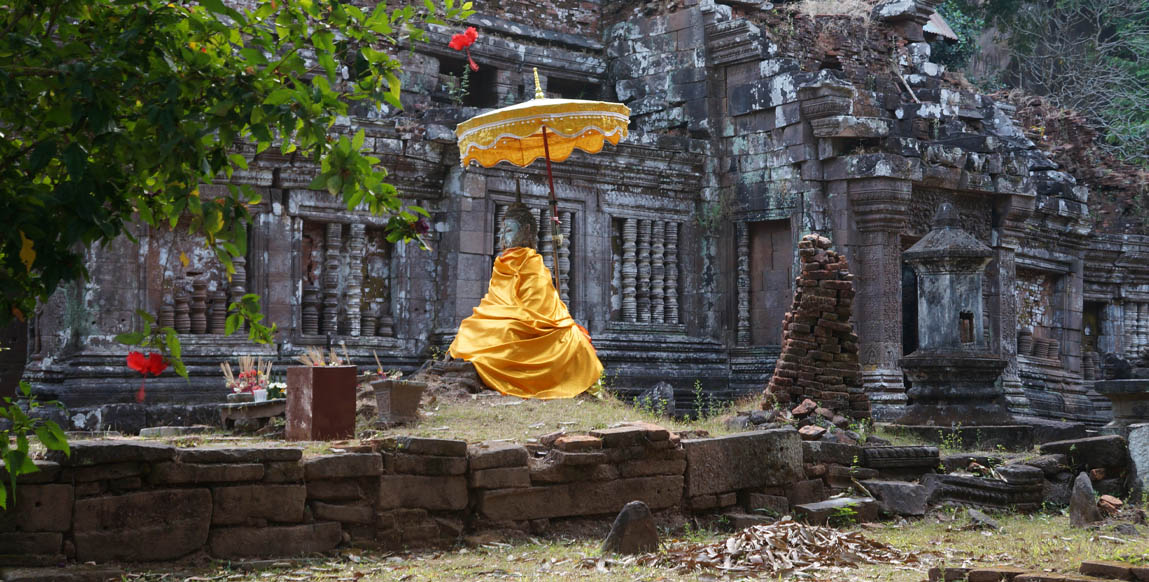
(897, 203, 1010, 426)
(2, 0, 1148, 432)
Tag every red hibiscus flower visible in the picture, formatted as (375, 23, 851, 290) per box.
(448, 26, 479, 71)
(127, 351, 168, 403)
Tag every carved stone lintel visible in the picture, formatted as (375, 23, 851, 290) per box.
(637, 219, 651, 323)
(736, 221, 751, 346)
(665, 222, 679, 325)
(622, 218, 637, 323)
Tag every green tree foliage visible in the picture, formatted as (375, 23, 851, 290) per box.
(0, 0, 473, 329)
(930, 0, 986, 71)
(1, 382, 69, 509)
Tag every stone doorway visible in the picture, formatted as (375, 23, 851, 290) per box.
(748, 219, 792, 346)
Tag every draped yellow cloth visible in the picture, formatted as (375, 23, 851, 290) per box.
(449, 247, 603, 399)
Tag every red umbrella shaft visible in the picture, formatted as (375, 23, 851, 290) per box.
(540, 126, 562, 297)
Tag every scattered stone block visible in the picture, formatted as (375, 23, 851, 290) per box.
(546, 450, 608, 466)
(966, 566, 1030, 582)
(1041, 436, 1129, 471)
(468, 442, 529, 470)
(211, 484, 307, 525)
(601, 501, 658, 554)
(683, 429, 802, 497)
(1098, 495, 1123, 515)
(0, 484, 73, 532)
(802, 441, 861, 466)
(378, 436, 467, 457)
(929, 566, 971, 582)
(555, 435, 604, 452)
(208, 522, 342, 558)
(786, 479, 826, 506)
(723, 512, 775, 529)
(589, 426, 647, 448)
(1080, 561, 1134, 581)
(469, 467, 531, 489)
(792, 497, 878, 525)
(861, 480, 930, 516)
(72, 489, 212, 561)
(741, 493, 789, 516)
(1069, 472, 1103, 528)
(378, 474, 468, 511)
(798, 425, 826, 440)
(304, 454, 383, 480)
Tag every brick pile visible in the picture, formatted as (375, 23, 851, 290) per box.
(762, 234, 868, 419)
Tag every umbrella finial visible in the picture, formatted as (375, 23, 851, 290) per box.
(533, 67, 544, 100)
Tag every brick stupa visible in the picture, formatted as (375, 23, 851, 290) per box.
(762, 234, 869, 420)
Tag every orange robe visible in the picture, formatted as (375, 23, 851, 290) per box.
(449, 247, 603, 399)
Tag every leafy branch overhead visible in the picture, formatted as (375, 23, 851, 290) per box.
(0, 0, 474, 326)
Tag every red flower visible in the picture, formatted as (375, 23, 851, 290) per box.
(145, 353, 168, 376)
(448, 27, 479, 71)
(127, 351, 149, 375)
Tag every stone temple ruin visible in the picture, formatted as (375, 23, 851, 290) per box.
(3, 0, 1149, 435)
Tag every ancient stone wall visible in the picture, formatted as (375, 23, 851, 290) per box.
(1, 427, 804, 564)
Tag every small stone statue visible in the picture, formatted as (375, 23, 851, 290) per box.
(498, 202, 538, 252)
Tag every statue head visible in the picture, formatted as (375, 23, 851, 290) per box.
(499, 203, 537, 251)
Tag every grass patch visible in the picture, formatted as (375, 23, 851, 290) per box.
(390, 390, 747, 444)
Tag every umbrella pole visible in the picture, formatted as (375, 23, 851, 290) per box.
(540, 126, 562, 298)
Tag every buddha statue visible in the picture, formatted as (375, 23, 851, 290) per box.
(449, 203, 603, 399)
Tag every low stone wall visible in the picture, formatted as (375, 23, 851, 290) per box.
(0, 426, 805, 564)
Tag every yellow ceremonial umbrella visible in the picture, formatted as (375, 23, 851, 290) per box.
(456, 68, 630, 295)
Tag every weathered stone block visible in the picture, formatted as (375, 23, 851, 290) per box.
(378, 474, 467, 511)
(150, 462, 265, 484)
(264, 461, 305, 483)
(617, 458, 687, 478)
(378, 436, 467, 457)
(384, 452, 467, 475)
(468, 441, 529, 470)
(554, 435, 603, 451)
(306, 479, 365, 501)
(48, 440, 175, 466)
(1041, 436, 1129, 471)
(683, 429, 802, 497)
(304, 453, 383, 480)
(588, 426, 647, 448)
(529, 459, 620, 484)
(70, 462, 142, 482)
(0, 484, 73, 532)
(212, 484, 307, 525)
(72, 489, 212, 561)
(546, 450, 608, 466)
(0, 460, 60, 484)
(477, 476, 684, 521)
(861, 480, 930, 516)
(208, 522, 342, 558)
(312, 501, 375, 524)
(470, 466, 531, 489)
(0, 531, 63, 557)
(802, 441, 861, 466)
(179, 447, 303, 464)
(793, 497, 878, 525)
(741, 493, 789, 516)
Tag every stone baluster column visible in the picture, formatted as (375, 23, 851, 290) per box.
(190, 280, 208, 334)
(736, 221, 751, 346)
(651, 220, 665, 323)
(539, 209, 555, 273)
(622, 218, 637, 322)
(346, 223, 366, 337)
(637, 219, 651, 323)
(665, 221, 680, 325)
(559, 210, 573, 306)
(848, 177, 911, 421)
(321, 222, 342, 335)
(494, 203, 507, 253)
(1125, 301, 1139, 357)
(1135, 303, 1144, 353)
(989, 193, 1034, 414)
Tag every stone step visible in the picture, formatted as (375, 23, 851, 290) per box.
(1079, 560, 1149, 581)
(929, 564, 1149, 582)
